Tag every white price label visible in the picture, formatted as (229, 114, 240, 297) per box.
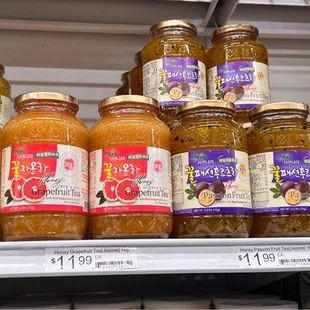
(45, 247, 138, 272)
(236, 245, 310, 269)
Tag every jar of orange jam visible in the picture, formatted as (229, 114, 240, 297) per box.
(115, 71, 130, 95)
(0, 63, 11, 128)
(248, 102, 310, 237)
(143, 20, 206, 129)
(0, 92, 88, 241)
(129, 51, 143, 95)
(89, 95, 173, 238)
(206, 24, 270, 124)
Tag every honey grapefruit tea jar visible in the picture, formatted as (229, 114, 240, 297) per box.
(142, 20, 206, 129)
(248, 102, 310, 237)
(0, 92, 88, 241)
(89, 95, 173, 238)
(171, 100, 252, 238)
(206, 24, 270, 124)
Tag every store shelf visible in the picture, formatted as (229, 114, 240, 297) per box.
(0, 238, 310, 278)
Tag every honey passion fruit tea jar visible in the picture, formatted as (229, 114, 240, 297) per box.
(206, 24, 270, 125)
(142, 20, 206, 129)
(248, 102, 310, 237)
(129, 51, 143, 95)
(115, 71, 130, 95)
(89, 95, 173, 238)
(0, 92, 88, 241)
(171, 100, 252, 238)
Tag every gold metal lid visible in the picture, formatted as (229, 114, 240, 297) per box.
(212, 24, 258, 43)
(176, 100, 235, 115)
(99, 95, 159, 110)
(249, 102, 309, 119)
(15, 92, 79, 107)
(0, 64, 5, 75)
(121, 71, 129, 83)
(150, 20, 197, 37)
(134, 51, 142, 65)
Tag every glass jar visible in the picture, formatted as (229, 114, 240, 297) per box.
(142, 20, 206, 129)
(0, 92, 88, 241)
(171, 100, 252, 238)
(115, 71, 130, 95)
(206, 24, 270, 124)
(248, 102, 310, 237)
(89, 95, 173, 238)
(129, 51, 143, 95)
(0, 64, 11, 128)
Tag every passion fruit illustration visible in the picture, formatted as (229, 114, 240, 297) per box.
(223, 92, 237, 103)
(178, 81, 191, 96)
(194, 182, 209, 198)
(116, 178, 140, 204)
(22, 177, 47, 203)
(166, 82, 179, 93)
(280, 181, 296, 197)
(208, 180, 226, 200)
(221, 86, 232, 99)
(231, 84, 245, 99)
(295, 180, 310, 199)
(102, 178, 119, 202)
(10, 177, 25, 201)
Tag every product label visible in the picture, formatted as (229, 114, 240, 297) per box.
(0, 144, 88, 213)
(250, 151, 310, 213)
(143, 57, 206, 107)
(207, 61, 270, 109)
(0, 96, 11, 128)
(89, 146, 172, 214)
(172, 150, 252, 215)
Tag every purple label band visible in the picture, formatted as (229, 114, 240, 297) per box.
(235, 103, 259, 110)
(160, 100, 186, 108)
(174, 207, 252, 215)
(254, 206, 310, 214)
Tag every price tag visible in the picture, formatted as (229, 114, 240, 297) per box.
(236, 245, 310, 269)
(45, 247, 138, 272)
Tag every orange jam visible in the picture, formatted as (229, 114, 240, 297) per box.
(129, 51, 143, 95)
(89, 95, 173, 238)
(1, 92, 88, 241)
(115, 71, 130, 95)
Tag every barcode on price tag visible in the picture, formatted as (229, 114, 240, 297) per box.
(45, 247, 138, 272)
(236, 245, 310, 269)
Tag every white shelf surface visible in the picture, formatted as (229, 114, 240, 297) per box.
(1, 238, 310, 278)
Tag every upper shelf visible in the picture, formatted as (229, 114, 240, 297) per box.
(0, 0, 309, 70)
(1, 238, 310, 278)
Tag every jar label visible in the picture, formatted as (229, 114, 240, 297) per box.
(207, 61, 270, 109)
(0, 96, 11, 128)
(172, 150, 252, 215)
(143, 57, 206, 107)
(0, 144, 88, 213)
(89, 146, 172, 214)
(250, 150, 310, 213)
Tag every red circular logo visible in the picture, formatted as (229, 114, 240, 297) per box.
(153, 160, 163, 173)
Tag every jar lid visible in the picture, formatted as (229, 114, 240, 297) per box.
(150, 20, 197, 37)
(249, 101, 309, 119)
(176, 100, 235, 115)
(121, 71, 129, 83)
(99, 95, 159, 110)
(0, 64, 5, 75)
(134, 51, 142, 65)
(212, 24, 258, 43)
(14, 92, 79, 107)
